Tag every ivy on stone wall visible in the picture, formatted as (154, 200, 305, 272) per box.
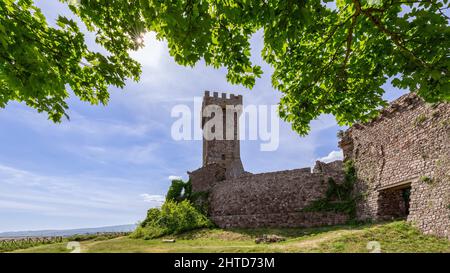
(166, 179, 209, 215)
(133, 179, 212, 239)
(302, 160, 358, 219)
(166, 179, 188, 202)
(188, 191, 210, 216)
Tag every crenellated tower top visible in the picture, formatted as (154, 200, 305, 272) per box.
(201, 91, 244, 177)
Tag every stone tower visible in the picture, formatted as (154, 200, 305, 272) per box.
(201, 91, 244, 178)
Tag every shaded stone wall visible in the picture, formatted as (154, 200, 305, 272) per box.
(377, 188, 408, 220)
(188, 163, 226, 193)
(206, 163, 348, 228)
(340, 93, 450, 239)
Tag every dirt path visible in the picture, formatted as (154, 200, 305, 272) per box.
(79, 229, 366, 253)
(271, 229, 365, 251)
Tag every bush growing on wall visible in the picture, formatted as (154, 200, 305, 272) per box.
(132, 178, 212, 240)
(160, 200, 212, 233)
(166, 179, 186, 202)
(131, 200, 212, 240)
(165, 178, 209, 214)
(165, 179, 194, 202)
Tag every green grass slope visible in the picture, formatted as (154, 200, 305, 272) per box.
(11, 221, 450, 253)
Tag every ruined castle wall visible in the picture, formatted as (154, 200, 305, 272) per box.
(208, 167, 348, 228)
(189, 164, 226, 193)
(340, 94, 450, 238)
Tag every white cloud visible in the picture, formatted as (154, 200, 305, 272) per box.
(168, 175, 182, 181)
(67, 143, 161, 165)
(0, 200, 59, 212)
(140, 194, 165, 204)
(0, 163, 152, 222)
(318, 150, 343, 163)
(0, 105, 156, 139)
(59, 112, 151, 137)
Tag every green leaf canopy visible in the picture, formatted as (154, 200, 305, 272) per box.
(1, 0, 449, 135)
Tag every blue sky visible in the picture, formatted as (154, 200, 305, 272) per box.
(0, 1, 407, 232)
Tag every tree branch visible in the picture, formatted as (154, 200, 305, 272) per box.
(343, 4, 361, 70)
(357, 0, 430, 68)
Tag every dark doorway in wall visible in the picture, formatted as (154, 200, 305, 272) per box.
(377, 183, 412, 220)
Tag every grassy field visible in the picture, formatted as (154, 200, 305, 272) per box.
(11, 221, 450, 253)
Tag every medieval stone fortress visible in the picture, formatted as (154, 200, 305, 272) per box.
(189, 91, 449, 239)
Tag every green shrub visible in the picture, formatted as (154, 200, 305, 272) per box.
(414, 114, 427, 125)
(133, 176, 213, 240)
(184, 179, 192, 198)
(420, 176, 433, 184)
(130, 225, 165, 240)
(165, 178, 195, 202)
(189, 190, 210, 215)
(163, 178, 209, 214)
(166, 179, 186, 202)
(140, 208, 161, 228)
(129, 226, 145, 239)
(159, 200, 211, 233)
(131, 200, 212, 239)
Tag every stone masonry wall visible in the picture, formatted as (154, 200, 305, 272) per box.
(207, 165, 349, 228)
(202, 91, 243, 174)
(340, 93, 450, 239)
(188, 163, 226, 193)
(192, 91, 349, 229)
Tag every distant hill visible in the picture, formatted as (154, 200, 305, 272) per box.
(0, 224, 136, 238)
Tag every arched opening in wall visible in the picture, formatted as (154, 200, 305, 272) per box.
(377, 182, 412, 220)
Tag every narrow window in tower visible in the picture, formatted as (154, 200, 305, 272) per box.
(221, 154, 226, 160)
